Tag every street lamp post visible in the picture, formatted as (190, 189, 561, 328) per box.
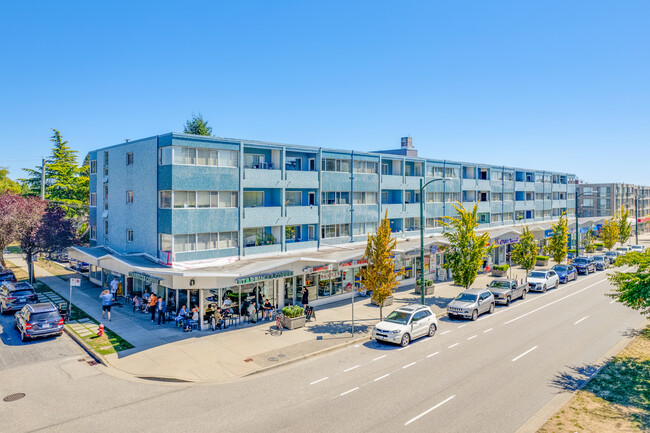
(575, 190, 589, 256)
(419, 177, 450, 305)
(635, 195, 639, 245)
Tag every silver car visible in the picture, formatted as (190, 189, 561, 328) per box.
(488, 279, 527, 306)
(447, 288, 495, 321)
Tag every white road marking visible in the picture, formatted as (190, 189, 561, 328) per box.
(372, 355, 387, 362)
(398, 346, 409, 351)
(512, 346, 538, 362)
(404, 395, 456, 426)
(458, 324, 467, 328)
(504, 280, 605, 325)
(374, 373, 390, 382)
(427, 351, 440, 358)
(574, 315, 589, 325)
(610, 300, 616, 304)
(309, 377, 328, 385)
(483, 328, 493, 333)
(344, 365, 360, 373)
(340, 387, 359, 396)
(467, 335, 477, 340)
(402, 362, 416, 369)
(441, 330, 450, 335)
(448, 343, 459, 349)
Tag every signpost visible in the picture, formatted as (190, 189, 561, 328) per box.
(69, 277, 81, 319)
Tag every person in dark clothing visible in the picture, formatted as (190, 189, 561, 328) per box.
(301, 286, 309, 308)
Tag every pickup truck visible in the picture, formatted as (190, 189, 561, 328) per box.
(487, 279, 527, 306)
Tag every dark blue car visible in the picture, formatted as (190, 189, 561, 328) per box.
(571, 257, 595, 274)
(552, 264, 578, 283)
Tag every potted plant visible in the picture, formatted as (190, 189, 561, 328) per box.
(280, 305, 306, 330)
(491, 264, 509, 277)
(414, 278, 435, 295)
(536, 255, 550, 266)
(371, 295, 394, 307)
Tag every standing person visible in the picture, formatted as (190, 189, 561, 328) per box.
(99, 289, 113, 321)
(301, 286, 309, 309)
(110, 277, 119, 299)
(148, 293, 158, 322)
(157, 296, 166, 325)
(132, 294, 141, 313)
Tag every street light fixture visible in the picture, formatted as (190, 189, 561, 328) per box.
(419, 177, 451, 305)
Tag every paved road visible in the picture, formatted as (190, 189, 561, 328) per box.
(1, 267, 645, 433)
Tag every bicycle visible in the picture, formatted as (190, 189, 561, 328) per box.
(275, 313, 284, 335)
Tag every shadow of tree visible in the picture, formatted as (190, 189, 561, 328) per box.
(304, 320, 370, 335)
(621, 327, 643, 338)
(550, 364, 602, 392)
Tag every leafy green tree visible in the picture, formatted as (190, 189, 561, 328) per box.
(511, 226, 537, 275)
(618, 206, 632, 245)
(601, 217, 619, 251)
(581, 228, 595, 253)
(441, 203, 493, 289)
(183, 114, 212, 136)
(358, 211, 403, 319)
(608, 251, 650, 315)
(0, 167, 21, 194)
(548, 212, 569, 264)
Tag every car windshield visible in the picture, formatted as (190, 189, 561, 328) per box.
(606, 252, 617, 256)
(573, 258, 587, 264)
(30, 311, 59, 322)
(489, 281, 510, 289)
(553, 265, 568, 272)
(10, 290, 34, 297)
(455, 293, 478, 302)
(594, 257, 604, 261)
(384, 311, 411, 324)
(529, 272, 546, 278)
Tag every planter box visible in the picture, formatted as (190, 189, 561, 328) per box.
(280, 315, 306, 330)
(372, 296, 394, 307)
(414, 285, 435, 295)
(491, 269, 508, 277)
(536, 259, 549, 267)
(596, 246, 604, 251)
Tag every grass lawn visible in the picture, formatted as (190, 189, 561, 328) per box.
(6, 244, 22, 254)
(538, 325, 650, 432)
(37, 257, 76, 281)
(33, 281, 134, 356)
(3, 259, 29, 281)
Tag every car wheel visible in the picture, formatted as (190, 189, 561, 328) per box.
(542, 284, 547, 293)
(489, 303, 495, 314)
(555, 280, 559, 289)
(428, 323, 437, 337)
(471, 310, 478, 321)
(521, 290, 527, 300)
(400, 333, 411, 347)
(506, 296, 511, 306)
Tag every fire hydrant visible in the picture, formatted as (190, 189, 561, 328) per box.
(97, 323, 105, 337)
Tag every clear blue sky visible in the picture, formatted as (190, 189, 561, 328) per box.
(1, 1, 649, 185)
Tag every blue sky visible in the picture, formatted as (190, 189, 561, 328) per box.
(1, 1, 649, 184)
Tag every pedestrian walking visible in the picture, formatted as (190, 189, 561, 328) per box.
(301, 286, 309, 309)
(149, 293, 157, 322)
(157, 296, 166, 325)
(99, 289, 113, 321)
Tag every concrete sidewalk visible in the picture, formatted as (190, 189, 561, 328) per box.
(10, 237, 643, 384)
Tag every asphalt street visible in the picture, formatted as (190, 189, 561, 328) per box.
(0, 266, 646, 433)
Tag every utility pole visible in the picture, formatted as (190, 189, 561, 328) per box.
(40, 157, 46, 200)
(575, 192, 580, 255)
(635, 195, 639, 245)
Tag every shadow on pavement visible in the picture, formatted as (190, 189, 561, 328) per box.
(304, 320, 371, 336)
(550, 363, 602, 392)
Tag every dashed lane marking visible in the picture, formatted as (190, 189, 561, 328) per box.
(402, 362, 416, 369)
(310, 377, 328, 385)
(374, 374, 390, 382)
(467, 335, 477, 340)
(404, 395, 456, 426)
(448, 343, 459, 349)
(512, 346, 538, 362)
(343, 365, 360, 373)
(340, 387, 359, 396)
(372, 355, 387, 362)
(427, 352, 439, 358)
(574, 316, 589, 325)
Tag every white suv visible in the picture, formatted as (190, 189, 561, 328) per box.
(372, 305, 437, 347)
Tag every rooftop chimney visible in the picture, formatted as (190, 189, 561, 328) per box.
(401, 137, 413, 149)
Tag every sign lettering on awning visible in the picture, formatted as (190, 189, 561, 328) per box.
(236, 270, 293, 285)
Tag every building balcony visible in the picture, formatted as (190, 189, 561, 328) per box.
(285, 205, 319, 224)
(242, 206, 283, 227)
(285, 240, 318, 252)
(403, 176, 424, 190)
(286, 170, 319, 189)
(243, 244, 282, 257)
(381, 203, 403, 219)
(243, 167, 282, 188)
(381, 175, 403, 189)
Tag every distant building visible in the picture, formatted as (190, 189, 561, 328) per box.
(577, 182, 650, 233)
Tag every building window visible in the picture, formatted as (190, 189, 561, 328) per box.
(353, 192, 377, 205)
(159, 234, 172, 252)
(445, 192, 460, 202)
(353, 160, 378, 174)
(159, 191, 172, 209)
(103, 184, 108, 200)
(352, 222, 378, 235)
(426, 192, 443, 203)
(494, 170, 503, 181)
(169, 146, 238, 168)
(321, 223, 350, 238)
(218, 191, 238, 208)
(174, 191, 196, 208)
(90, 225, 96, 240)
(90, 160, 97, 174)
(104, 220, 109, 235)
(285, 191, 302, 206)
(218, 231, 238, 249)
(243, 191, 264, 207)
(404, 217, 421, 230)
(126, 229, 134, 242)
(126, 190, 134, 204)
(285, 225, 301, 241)
(126, 152, 134, 166)
(89, 193, 96, 207)
(104, 201, 108, 211)
(174, 234, 196, 252)
(322, 191, 350, 205)
(492, 193, 502, 202)
(104, 151, 109, 166)
(445, 167, 460, 179)
(426, 217, 444, 228)
(321, 158, 351, 173)
(159, 190, 238, 208)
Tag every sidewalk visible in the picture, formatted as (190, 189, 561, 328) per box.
(0, 251, 587, 383)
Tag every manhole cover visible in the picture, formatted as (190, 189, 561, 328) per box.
(267, 357, 279, 362)
(277, 354, 286, 358)
(3, 393, 25, 402)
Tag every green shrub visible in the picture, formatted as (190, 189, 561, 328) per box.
(536, 255, 550, 261)
(568, 249, 576, 254)
(416, 279, 433, 286)
(594, 242, 604, 247)
(493, 264, 509, 271)
(282, 305, 304, 318)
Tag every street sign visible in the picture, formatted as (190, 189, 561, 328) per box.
(70, 278, 81, 287)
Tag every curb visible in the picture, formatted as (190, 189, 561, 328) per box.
(515, 318, 650, 433)
(63, 326, 109, 367)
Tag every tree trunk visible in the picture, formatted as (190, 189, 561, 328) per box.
(26, 254, 34, 284)
(379, 304, 383, 321)
(0, 251, 5, 269)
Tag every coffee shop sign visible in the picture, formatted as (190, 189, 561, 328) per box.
(495, 237, 519, 245)
(236, 270, 293, 285)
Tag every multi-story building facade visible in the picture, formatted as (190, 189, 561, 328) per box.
(577, 182, 650, 233)
(71, 133, 580, 327)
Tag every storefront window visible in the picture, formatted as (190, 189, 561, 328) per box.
(305, 273, 317, 302)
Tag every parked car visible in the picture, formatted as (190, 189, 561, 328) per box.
(571, 257, 596, 275)
(0, 269, 17, 284)
(527, 270, 560, 292)
(447, 288, 495, 321)
(592, 255, 609, 271)
(0, 282, 39, 314)
(630, 245, 646, 253)
(372, 305, 437, 347)
(14, 302, 64, 342)
(604, 251, 619, 263)
(552, 264, 578, 283)
(615, 247, 631, 256)
(487, 279, 527, 305)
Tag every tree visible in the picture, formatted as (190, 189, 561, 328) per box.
(0, 193, 28, 267)
(183, 114, 212, 136)
(511, 226, 537, 275)
(15, 197, 47, 283)
(618, 206, 632, 245)
(358, 211, 403, 319)
(608, 251, 650, 315)
(601, 217, 619, 251)
(548, 213, 569, 264)
(581, 228, 595, 253)
(0, 167, 21, 194)
(441, 203, 493, 289)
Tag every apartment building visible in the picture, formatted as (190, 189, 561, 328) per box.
(577, 182, 650, 233)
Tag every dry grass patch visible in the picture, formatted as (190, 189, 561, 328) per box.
(3, 259, 29, 281)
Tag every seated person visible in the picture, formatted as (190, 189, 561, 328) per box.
(262, 298, 273, 320)
(132, 295, 141, 313)
(204, 304, 215, 322)
(248, 301, 258, 323)
(223, 297, 234, 315)
(177, 305, 188, 329)
(240, 299, 250, 318)
(213, 307, 225, 329)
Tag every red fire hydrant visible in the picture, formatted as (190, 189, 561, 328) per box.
(97, 323, 105, 337)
